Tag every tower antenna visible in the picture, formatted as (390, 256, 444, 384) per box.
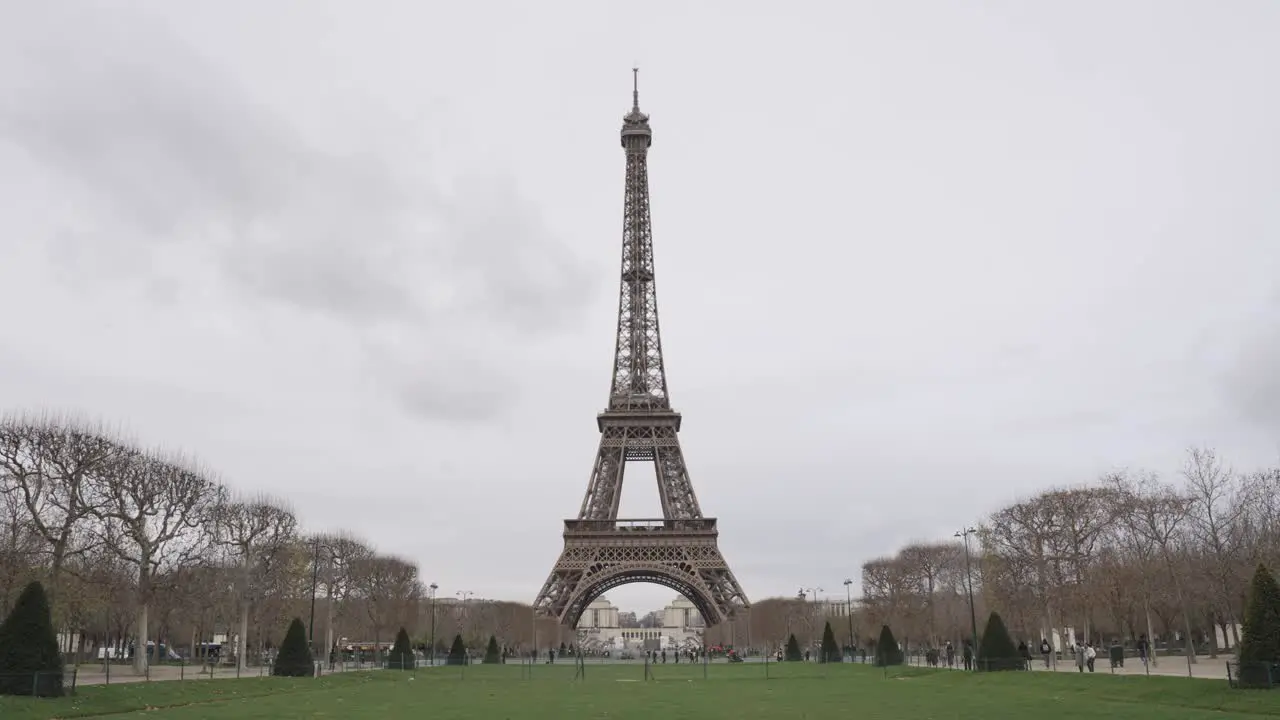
(632, 67, 640, 111)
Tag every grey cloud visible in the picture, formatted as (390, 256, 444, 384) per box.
(3, 1, 1278, 613)
(1224, 315, 1280, 432)
(0, 6, 593, 421)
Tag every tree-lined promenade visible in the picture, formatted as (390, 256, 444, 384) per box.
(0, 416, 577, 673)
(857, 447, 1280, 662)
(5, 415, 1276, 676)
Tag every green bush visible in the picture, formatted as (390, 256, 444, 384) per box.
(0, 581, 63, 697)
(976, 611, 1024, 671)
(820, 621, 840, 663)
(272, 618, 314, 677)
(1237, 563, 1280, 688)
(483, 635, 501, 664)
(784, 634, 802, 661)
(874, 625, 903, 667)
(386, 627, 415, 670)
(447, 634, 468, 665)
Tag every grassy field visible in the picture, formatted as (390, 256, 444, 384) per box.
(2, 662, 1279, 719)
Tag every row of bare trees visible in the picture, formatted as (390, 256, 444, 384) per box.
(0, 416, 448, 672)
(859, 447, 1280, 662)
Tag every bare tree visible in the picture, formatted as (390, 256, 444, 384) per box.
(0, 488, 41, 615)
(212, 496, 297, 670)
(322, 534, 373, 654)
(0, 418, 126, 606)
(1182, 447, 1247, 650)
(93, 451, 221, 673)
(1108, 470, 1166, 664)
(861, 556, 915, 634)
(898, 542, 963, 646)
(1044, 487, 1119, 644)
(1115, 469, 1196, 665)
(354, 553, 420, 659)
(984, 495, 1063, 665)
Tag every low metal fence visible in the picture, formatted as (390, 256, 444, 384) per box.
(1227, 661, 1280, 689)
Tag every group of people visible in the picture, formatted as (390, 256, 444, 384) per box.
(924, 641, 975, 670)
(922, 636, 1149, 673)
(644, 648, 701, 664)
(1035, 634, 1152, 672)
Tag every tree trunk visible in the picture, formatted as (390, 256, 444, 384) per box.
(133, 558, 151, 675)
(238, 602, 250, 672)
(324, 595, 334, 665)
(1161, 549, 1196, 665)
(1144, 601, 1158, 668)
(1205, 612, 1219, 658)
(1043, 594, 1057, 669)
(133, 603, 149, 674)
(48, 539, 65, 608)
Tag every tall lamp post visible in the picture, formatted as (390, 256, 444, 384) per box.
(955, 527, 980, 668)
(307, 536, 331, 659)
(801, 587, 823, 660)
(843, 578, 855, 661)
(428, 583, 438, 666)
(457, 590, 474, 658)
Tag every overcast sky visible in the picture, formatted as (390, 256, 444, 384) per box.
(1, 1, 1278, 614)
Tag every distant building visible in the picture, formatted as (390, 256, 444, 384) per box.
(658, 596, 705, 629)
(796, 591, 855, 618)
(579, 597, 620, 629)
(574, 595, 707, 651)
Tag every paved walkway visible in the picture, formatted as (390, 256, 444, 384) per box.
(66, 655, 1234, 685)
(69, 662, 370, 686)
(1028, 654, 1229, 680)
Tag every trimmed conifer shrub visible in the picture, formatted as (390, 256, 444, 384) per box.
(447, 634, 468, 665)
(874, 625, 903, 667)
(820, 621, 841, 663)
(386, 627, 415, 670)
(0, 581, 63, 697)
(976, 611, 1023, 671)
(1237, 563, 1280, 688)
(784, 633, 802, 661)
(272, 618, 314, 677)
(483, 635, 501, 664)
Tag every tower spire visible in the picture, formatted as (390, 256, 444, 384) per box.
(612, 70, 662, 407)
(621, 69, 652, 149)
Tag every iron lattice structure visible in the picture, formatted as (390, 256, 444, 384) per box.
(533, 72, 749, 629)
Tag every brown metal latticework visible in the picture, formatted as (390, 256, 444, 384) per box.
(532, 71, 749, 628)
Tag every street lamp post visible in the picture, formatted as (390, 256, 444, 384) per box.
(955, 528, 980, 669)
(428, 583, 438, 666)
(457, 590, 474, 660)
(307, 536, 331, 659)
(843, 579, 855, 662)
(801, 587, 823, 661)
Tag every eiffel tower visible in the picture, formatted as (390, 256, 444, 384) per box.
(532, 71, 749, 629)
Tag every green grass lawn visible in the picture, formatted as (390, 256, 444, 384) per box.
(3, 662, 1279, 719)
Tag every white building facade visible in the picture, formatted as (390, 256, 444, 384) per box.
(575, 595, 707, 651)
